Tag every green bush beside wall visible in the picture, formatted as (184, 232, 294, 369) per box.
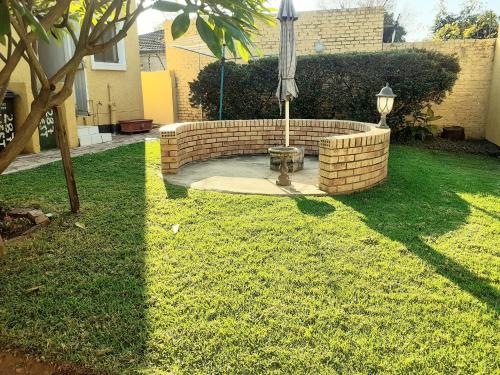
(189, 50, 460, 131)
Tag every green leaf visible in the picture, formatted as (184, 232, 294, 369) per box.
(216, 17, 252, 46)
(171, 12, 190, 40)
(153, 1, 185, 13)
(224, 33, 236, 56)
(11, 0, 50, 43)
(0, 0, 10, 36)
(196, 16, 222, 59)
(236, 40, 250, 61)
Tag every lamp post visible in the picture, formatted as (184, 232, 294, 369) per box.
(376, 83, 396, 129)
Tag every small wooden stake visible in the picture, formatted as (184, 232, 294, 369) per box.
(55, 106, 80, 213)
(0, 234, 5, 257)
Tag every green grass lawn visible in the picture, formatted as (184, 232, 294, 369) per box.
(0, 141, 499, 374)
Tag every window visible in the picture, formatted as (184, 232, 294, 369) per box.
(94, 27, 119, 63)
(91, 24, 127, 71)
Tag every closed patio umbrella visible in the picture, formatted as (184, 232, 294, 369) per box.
(276, 0, 298, 147)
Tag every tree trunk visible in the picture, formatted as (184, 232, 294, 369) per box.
(55, 106, 80, 213)
(0, 89, 51, 174)
(0, 234, 5, 257)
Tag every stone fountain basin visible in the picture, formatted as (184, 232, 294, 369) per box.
(270, 146, 304, 172)
(268, 146, 302, 157)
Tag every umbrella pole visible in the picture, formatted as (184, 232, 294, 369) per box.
(285, 99, 290, 147)
(219, 44, 226, 121)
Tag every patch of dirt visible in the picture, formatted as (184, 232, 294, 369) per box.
(0, 206, 51, 241)
(396, 138, 500, 157)
(0, 351, 97, 375)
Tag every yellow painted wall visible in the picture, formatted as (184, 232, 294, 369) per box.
(141, 71, 177, 124)
(58, 89, 79, 149)
(486, 30, 500, 146)
(2, 47, 38, 154)
(2, 19, 144, 154)
(3, 58, 78, 153)
(77, 21, 144, 126)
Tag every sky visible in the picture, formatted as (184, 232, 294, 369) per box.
(138, 0, 500, 42)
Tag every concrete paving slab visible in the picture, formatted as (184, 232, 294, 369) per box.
(165, 155, 327, 196)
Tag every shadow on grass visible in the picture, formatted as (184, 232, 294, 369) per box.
(468, 203, 500, 221)
(338, 149, 499, 313)
(293, 196, 335, 217)
(0, 142, 151, 372)
(163, 180, 189, 199)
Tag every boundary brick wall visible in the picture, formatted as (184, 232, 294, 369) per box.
(486, 31, 500, 146)
(162, 10, 497, 140)
(160, 119, 390, 195)
(384, 39, 496, 139)
(164, 8, 385, 122)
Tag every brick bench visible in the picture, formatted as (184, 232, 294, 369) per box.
(160, 119, 390, 195)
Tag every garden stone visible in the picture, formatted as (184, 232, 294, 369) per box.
(9, 208, 33, 217)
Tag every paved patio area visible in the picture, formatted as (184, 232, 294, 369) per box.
(165, 155, 326, 196)
(3, 129, 159, 175)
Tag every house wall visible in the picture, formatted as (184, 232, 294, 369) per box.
(77, 21, 144, 126)
(2, 21, 143, 155)
(6, 59, 37, 154)
(384, 39, 496, 140)
(141, 70, 177, 124)
(2, 52, 78, 154)
(140, 52, 167, 72)
(164, 7, 385, 123)
(486, 31, 500, 146)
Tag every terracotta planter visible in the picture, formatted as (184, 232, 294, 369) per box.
(119, 119, 153, 133)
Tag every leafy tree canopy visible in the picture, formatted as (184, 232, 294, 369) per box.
(0, 0, 273, 175)
(432, 1, 498, 40)
(383, 12, 406, 43)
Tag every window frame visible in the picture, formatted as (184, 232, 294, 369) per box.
(91, 24, 127, 71)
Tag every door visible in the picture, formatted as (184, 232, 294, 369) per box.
(0, 92, 15, 151)
(74, 62, 89, 116)
(38, 108, 58, 150)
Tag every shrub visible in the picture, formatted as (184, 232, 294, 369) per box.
(189, 49, 460, 132)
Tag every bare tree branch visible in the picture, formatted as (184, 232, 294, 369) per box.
(10, 12, 50, 89)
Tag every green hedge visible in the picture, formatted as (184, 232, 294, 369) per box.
(189, 50, 460, 129)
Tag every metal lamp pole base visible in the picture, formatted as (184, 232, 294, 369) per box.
(378, 114, 389, 129)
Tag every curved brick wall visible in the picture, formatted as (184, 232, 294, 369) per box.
(160, 119, 390, 194)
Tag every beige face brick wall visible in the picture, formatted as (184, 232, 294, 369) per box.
(384, 39, 496, 139)
(160, 119, 390, 195)
(253, 7, 384, 57)
(164, 10, 497, 140)
(486, 31, 500, 146)
(164, 8, 385, 123)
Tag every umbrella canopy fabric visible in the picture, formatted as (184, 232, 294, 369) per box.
(276, 0, 299, 103)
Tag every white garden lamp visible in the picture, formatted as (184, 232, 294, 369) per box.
(376, 83, 396, 129)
